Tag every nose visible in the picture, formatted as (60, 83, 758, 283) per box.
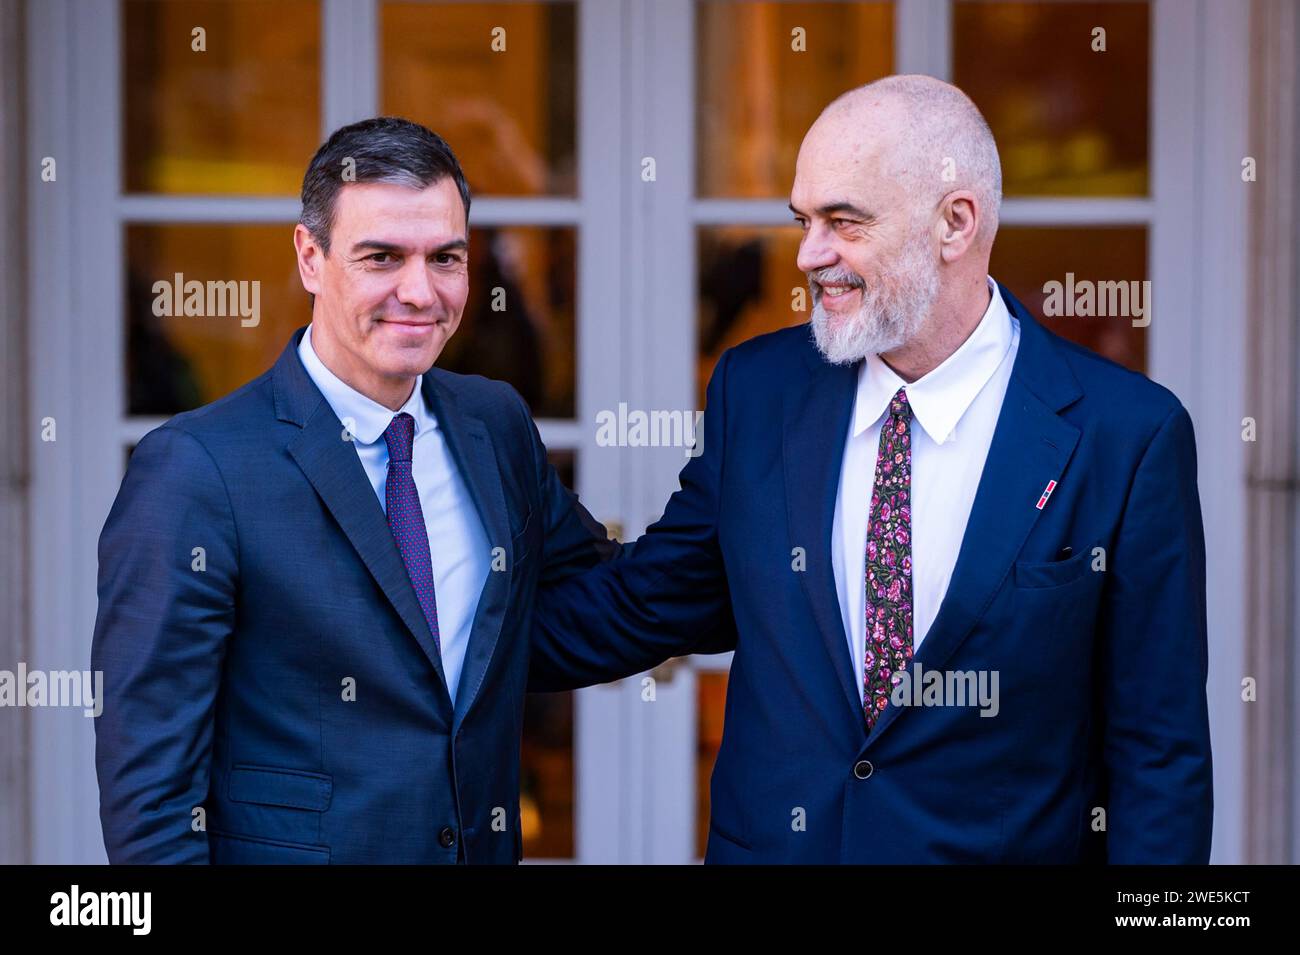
(394, 259, 436, 311)
(796, 222, 838, 275)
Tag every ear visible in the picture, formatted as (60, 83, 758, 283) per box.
(937, 189, 980, 264)
(293, 223, 326, 296)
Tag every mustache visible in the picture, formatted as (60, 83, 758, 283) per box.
(808, 268, 865, 290)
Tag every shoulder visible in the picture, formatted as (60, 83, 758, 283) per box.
(426, 366, 533, 433)
(1045, 327, 1190, 428)
(135, 370, 278, 464)
(725, 322, 818, 367)
(1035, 319, 1188, 443)
(711, 322, 822, 389)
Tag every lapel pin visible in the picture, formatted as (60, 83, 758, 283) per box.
(1035, 480, 1058, 511)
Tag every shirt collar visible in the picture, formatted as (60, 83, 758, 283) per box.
(298, 323, 435, 446)
(852, 275, 1014, 445)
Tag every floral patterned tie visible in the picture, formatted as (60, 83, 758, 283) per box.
(863, 386, 914, 729)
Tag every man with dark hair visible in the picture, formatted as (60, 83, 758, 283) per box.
(91, 117, 620, 864)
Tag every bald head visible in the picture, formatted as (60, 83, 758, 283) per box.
(813, 74, 1002, 244)
(792, 75, 1004, 371)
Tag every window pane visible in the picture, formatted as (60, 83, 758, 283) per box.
(381, 1, 577, 197)
(126, 223, 575, 417)
(546, 448, 575, 492)
(123, 0, 321, 195)
(697, 1, 894, 198)
(990, 226, 1148, 374)
(437, 226, 576, 419)
(522, 448, 576, 860)
(126, 223, 305, 415)
(953, 1, 1150, 197)
(698, 225, 805, 404)
(521, 688, 574, 859)
(696, 670, 729, 859)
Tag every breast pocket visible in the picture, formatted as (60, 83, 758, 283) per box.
(1013, 548, 1092, 589)
(1006, 548, 1105, 696)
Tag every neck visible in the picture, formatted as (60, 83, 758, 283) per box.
(879, 274, 992, 383)
(310, 322, 416, 411)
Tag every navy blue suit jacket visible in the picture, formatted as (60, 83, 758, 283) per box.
(92, 327, 615, 863)
(531, 283, 1214, 864)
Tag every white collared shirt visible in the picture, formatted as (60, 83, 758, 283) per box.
(298, 324, 490, 705)
(831, 276, 1020, 703)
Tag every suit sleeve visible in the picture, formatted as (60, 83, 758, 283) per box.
(1097, 403, 1214, 863)
(511, 388, 622, 584)
(91, 425, 238, 864)
(527, 351, 738, 692)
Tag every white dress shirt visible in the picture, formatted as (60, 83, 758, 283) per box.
(831, 276, 1020, 703)
(298, 324, 490, 705)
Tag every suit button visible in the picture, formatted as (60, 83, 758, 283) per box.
(853, 760, 874, 779)
(439, 826, 457, 848)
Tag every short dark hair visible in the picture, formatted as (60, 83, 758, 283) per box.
(299, 116, 472, 254)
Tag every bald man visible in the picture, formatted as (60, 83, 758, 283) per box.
(529, 75, 1213, 864)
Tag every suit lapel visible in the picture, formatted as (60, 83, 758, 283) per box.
(421, 375, 514, 733)
(865, 284, 1084, 745)
(784, 351, 863, 727)
(276, 337, 452, 711)
(273, 330, 516, 729)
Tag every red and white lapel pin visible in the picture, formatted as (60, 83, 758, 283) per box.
(1035, 479, 1058, 511)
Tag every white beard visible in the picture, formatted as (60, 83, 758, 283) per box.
(809, 232, 941, 365)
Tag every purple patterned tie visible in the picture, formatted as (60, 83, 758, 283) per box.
(863, 387, 914, 730)
(383, 412, 441, 654)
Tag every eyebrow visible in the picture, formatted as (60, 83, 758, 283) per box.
(350, 238, 469, 257)
(788, 201, 876, 222)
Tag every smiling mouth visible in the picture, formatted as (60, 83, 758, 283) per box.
(818, 283, 862, 300)
(379, 318, 441, 327)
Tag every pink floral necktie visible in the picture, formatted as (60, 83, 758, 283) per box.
(863, 386, 914, 729)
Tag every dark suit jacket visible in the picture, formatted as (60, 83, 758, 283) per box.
(531, 282, 1214, 864)
(92, 326, 615, 863)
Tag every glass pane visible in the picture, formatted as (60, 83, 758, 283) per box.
(546, 448, 575, 492)
(696, 670, 729, 859)
(697, 225, 805, 404)
(520, 690, 573, 859)
(381, 1, 577, 197)
(127, 223, 575, 417)
(990, 226, 1148, 374)
(522, 447, 576, 860)
(697, 1, 894, 198)
(126, 223, 306, 415)
(123, 0, 321, 195)
(437, 226, 576, 419)
(953, 1, 1150, 197)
